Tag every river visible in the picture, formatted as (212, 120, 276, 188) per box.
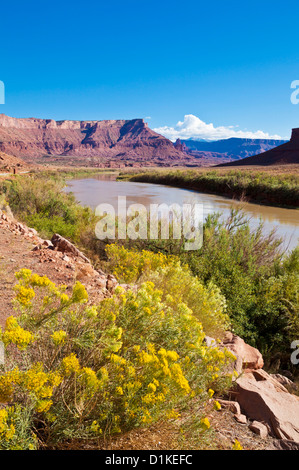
(64, 174, 299, 252)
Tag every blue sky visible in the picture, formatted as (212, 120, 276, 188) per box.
(1, 0, 299, 140)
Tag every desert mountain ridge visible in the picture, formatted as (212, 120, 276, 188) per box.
(0, 114, 189, 167)
(174, 137, 288, 163)
(217, 128, 299, 166)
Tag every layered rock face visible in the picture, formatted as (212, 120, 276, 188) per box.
(218, 128, 299, 166)
(0, 114, 187, 165)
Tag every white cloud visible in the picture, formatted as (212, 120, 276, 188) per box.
(153, 114, 283, 141)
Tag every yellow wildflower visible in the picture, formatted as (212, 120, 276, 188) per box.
(200, 417, 211, 430)
(51, 330, 67, 346)
(2, 316, 34, 350)
(61, 354, 81, 376)
(214, 400, 221, 411)
(232, 439, 243, 450)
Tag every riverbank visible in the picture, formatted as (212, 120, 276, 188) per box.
(121, 166, 299, 209)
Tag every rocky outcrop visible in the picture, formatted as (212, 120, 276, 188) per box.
(248, 421, 268, 439)
(0, 114, 187, 165)
(233, 369, 299, 442)
(0, 211, 43, 244)
(212, 333, 299, 445)
(51, 233, 91, 264)
(174, 138, 189, 153)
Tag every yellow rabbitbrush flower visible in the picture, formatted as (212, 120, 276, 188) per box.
(51, 330, 67, 346)
(22, 364, 62, 401)
(165, 409, 180, 420)
(200, 417, 211, 430)
(170, 363, 191, 395)
(0, 408, 15, 441)
(61, 354, 81, 376)
(0, 369, 20, 402)
(14, 285, 35, 307)
(0, 365, 61, 409)
(78, 368, 101, 397)
(232, 439, 243, 450)
(2, 316, 34, 350)
(35, 400, 53, 413)
(71, 282, 88, 304)
(214, 400, 221, 411)
(147, 382, 157, 393)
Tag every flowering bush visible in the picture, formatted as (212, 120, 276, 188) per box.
(105, 244, 173, 283)
(106, 244, 229, 337)
(0, 269, 235, 449)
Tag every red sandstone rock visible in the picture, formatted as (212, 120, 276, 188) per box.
(217, 399, 241, 415)
(234, 369, 299, 442)
(51, 233, 91, 263)
(249, 421, 268, 438)
(234, 413, 247, 424)
(222, 332, 264, 374)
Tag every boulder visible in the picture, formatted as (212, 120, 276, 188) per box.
(249, 420, 268, 438)
(217, 399, 241, 415)
(204, 336, 217, 348)
(221, 332, 264, 374)
(234, 369, 299, 441)
(234, 413, 247, 424)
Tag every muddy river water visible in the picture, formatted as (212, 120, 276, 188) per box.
(65, 174, 299, 252)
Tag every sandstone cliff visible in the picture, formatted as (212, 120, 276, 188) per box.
(0, 114, 188, 165)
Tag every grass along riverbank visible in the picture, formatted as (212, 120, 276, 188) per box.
(121, 167, 299, 208)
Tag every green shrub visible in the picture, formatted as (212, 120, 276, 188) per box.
(0, 176, 96, 243)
